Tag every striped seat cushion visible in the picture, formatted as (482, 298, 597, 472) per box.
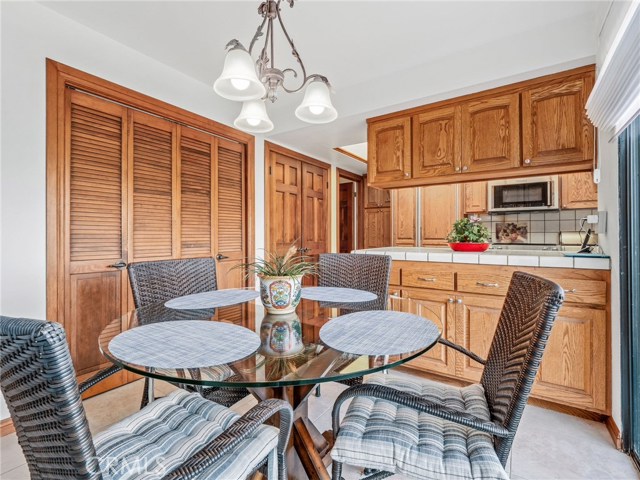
(332, 374, 509, 480)
(94, 390, 278, 480)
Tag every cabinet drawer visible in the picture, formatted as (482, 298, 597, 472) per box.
(402, 267, 454, 291)
(546, 278, 607, 305)
(457, 271, 512, 296)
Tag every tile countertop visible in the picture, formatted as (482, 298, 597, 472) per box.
(353, 247, 611, 270)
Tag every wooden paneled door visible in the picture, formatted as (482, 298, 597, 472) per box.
(65, 90, 130, 392)
(267, 143, 330, 285)
(339, 182, 354, 253)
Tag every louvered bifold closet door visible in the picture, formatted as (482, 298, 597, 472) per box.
(129, 111, 177, 261)
(65, 90, 129, 389)
(179, 126, 214, 258)
(215, 138, 246, 290)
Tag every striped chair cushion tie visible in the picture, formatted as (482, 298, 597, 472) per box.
(94, 390, 278, 479)
(332, 374, 509, 480)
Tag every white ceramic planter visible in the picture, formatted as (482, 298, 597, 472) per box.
(259, 275, 303, 314)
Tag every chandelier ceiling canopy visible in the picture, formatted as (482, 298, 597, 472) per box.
(214, 0, 337, 133)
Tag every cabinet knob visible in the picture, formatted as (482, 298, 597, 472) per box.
(404, 172, 410, 177)
(524, 158, 531, 165)
(448, 298, 455, 303)
(462, 166, 468, 172)
(455, 166, 461, 172)
(456, 298, 463, 304)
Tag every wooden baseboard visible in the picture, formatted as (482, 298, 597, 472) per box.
(605, 415, 623, 450)
(1, 417, 15, 437)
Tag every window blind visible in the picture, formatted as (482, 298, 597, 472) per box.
(586, 2, 640, 140)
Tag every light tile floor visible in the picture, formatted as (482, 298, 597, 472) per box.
(1, 374, 638, 479)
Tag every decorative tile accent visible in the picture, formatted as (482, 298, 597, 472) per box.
(573, 257, 611, 270)
(539, 256, 574, 268)
(452, 253, 479, 264)
(479, 255, 509, 265)
(507, 255, 539, 267)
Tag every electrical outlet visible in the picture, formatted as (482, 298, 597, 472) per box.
(587, 214, 599, 224)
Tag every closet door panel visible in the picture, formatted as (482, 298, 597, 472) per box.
(215, 139, 246, 289)
(130, 111, 175, 261)
(65, 90, 129, 385)
(179, 127, 213, 258)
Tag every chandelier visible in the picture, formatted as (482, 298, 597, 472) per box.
(213, 0, 337, 133)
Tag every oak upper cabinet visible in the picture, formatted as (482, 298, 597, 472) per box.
(461, 93, 521, 173)
(364, 208, 391, 249)
(420, 184, 459, 245)
(392, 188, 417, 246)
(364, 180, 391, 208)
(560, 172, 598, 209)
(412, 105, 461, 178)
(521, 72, 595, 167)
(368, 117, 412, 183)
(463, 182, 487, 214)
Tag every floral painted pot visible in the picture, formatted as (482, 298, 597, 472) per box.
(448, 242, 491, 252)
(259, 313, 304, 357)
(259, 275, 303, 314)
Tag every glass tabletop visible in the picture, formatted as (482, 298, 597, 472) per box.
(99, 293, 441, 388)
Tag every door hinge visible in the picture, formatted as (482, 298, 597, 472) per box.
(269, 166, 272, 175)
(326, 181, 329, 189)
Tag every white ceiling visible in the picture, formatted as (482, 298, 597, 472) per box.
(42, 1, 609, 174)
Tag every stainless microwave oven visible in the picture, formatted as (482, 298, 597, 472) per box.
(487, 175, 559, 212)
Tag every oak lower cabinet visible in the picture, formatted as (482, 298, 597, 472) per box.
(403, 288, 457, 377)
(393, 261, 610, 416)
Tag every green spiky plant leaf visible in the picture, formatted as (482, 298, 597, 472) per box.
(233, 243, 318, 280)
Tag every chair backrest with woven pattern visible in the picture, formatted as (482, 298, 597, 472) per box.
(127, 258, 218, 308)
(480, 271, 564, 463)
(0, 316, 100, 479)
(319, 253, 392, 312)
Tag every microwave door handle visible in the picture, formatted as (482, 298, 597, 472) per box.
(548, 183, 552, 206)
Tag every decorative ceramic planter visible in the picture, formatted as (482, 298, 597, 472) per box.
(259, 275, 303, 314)
(448, 242, 491, 252)
(259, 313, 304, 357)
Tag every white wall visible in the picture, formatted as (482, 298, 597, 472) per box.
(0, 2, 269, 419)
(594, 0, 633, 430)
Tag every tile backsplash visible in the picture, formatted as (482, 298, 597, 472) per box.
(476, 209, 598, 245)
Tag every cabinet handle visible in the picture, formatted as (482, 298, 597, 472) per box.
(476, 281, 499, 288)
(456, 298, 463, 304)
(524, 158, 531, 165)
(448, 298, 455, 303)
(566, 288, 577, 293)
(417, 276, 437, 282)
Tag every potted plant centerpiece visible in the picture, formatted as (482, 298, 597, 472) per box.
(446, 215, 491, 252)
(236, 244, 317, 314)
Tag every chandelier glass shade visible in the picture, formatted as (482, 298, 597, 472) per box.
(213, 0, 337, 133)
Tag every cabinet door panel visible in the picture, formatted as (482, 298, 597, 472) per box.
(463, 182, 487, 214)
(420, 185, 458, 246)
(364, 208, 391, 249)
(413, 106, 461, 178)
(270, 153, 302, 255)
(365, 181, 391, 208)
(532, 305, 607, 411)
(560, 172, 598, 209)
(392, 188, 417, 246)
(461, 94, 520, 172)
(403, 289, 456, 376)
(456, 294, 503, 382)
(522, 73, 594, 166)
(369, 117, 412, 184)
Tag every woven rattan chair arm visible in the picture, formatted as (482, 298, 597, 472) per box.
(438, 338, 486, 365)
(78, 364, 123, 394)
(162, 398, 293, 480)
(332, 383, 510, 439)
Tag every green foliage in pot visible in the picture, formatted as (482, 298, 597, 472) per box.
(234, 244, 318, 279)
(446, 216, 491, 243)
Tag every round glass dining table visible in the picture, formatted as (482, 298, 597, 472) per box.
(99, 293, 440, 480)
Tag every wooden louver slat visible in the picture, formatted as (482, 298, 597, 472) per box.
(69, 103, 123, 262)
(180, 133, 212, 256)
(132, 119, 173, 260)
(217, 145, 244, 253)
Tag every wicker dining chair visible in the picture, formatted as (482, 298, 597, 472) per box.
(0, 316, 292, 480)
(127, 258, 251, 408)
(331, 271, 565, 480)
(318, 253, 392, 390)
